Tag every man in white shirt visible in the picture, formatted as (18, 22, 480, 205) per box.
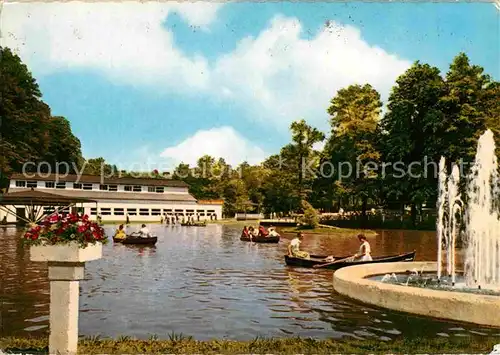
(139, 224, 151, 238)
(268, 227, 280, 237)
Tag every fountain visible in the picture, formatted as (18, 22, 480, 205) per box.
(436, 130, 500, 290)
(464, 130, 500, 289)
(333, 130, 500, 327)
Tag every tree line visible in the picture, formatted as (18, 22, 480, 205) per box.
(1, 46, 499, 226)
(170, 53, 499, 225)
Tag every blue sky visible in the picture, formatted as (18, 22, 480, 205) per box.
(3, 2, 499, 171)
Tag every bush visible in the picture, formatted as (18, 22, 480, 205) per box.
(300, 200, 319, 229)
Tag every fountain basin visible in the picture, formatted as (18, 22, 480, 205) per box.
(333, 261, 500, 328)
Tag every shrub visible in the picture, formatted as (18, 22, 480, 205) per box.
(300, 200, 319, 229)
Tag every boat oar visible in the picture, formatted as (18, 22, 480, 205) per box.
(313, 255, 355, 269)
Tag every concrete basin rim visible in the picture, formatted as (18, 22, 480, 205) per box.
(334, 261, 500, 303)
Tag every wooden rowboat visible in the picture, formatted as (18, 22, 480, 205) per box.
(180, 223, 207, 227)
(284, 250, 416, 270)
(113, 235, 157, 245)
(240, 235, 280, 243)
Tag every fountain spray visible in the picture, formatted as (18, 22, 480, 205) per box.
(437, 129, 500, 290)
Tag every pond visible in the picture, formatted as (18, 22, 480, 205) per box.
(1, 224, 499, 341)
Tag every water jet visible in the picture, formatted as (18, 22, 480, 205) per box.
(333, 130, 500, 327)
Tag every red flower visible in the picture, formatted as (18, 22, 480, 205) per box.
(24, 213, 107, 246)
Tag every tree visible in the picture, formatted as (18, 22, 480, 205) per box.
(0, 47, 83, 182)
(239, 163, 269, 212)
(290, 119, 325, 199)
(0, 47, 51, 175)
(440, 53, 500, 164)
(81, 157, 117, 176)
(45, 116, 84, 173)
(380, 62, 446, 224)
(300, 200, 319, 229)
(324, 84, 383, 220)
(222, 179, 249, 217)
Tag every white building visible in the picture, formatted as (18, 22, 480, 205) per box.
(1, 173, 223, 223)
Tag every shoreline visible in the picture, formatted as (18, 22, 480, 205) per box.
(1, 336, 499, 354)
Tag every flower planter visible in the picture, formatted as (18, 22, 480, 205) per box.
(30, 241, 102, 263)
(30, 242, 102, 355)
(23, 213, 106, 355)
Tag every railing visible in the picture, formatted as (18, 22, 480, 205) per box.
(235, 213, 264, 220)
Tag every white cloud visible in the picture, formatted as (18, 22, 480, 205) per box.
(159, 127, 268, 167)
(2, 2, 222, 92)
(312, 140, 326, 152)
(211, 16, 411, 131)
(2, 4, 411, 134)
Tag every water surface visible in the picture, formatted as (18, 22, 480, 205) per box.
(1, 224, 499, 340)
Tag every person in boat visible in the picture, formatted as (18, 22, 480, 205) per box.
(114, 224, 126, 240)
(268, 227, 280, 238)
(288, 232, 310, 259)
(241, 226, 249, 238)
(353, 234, 372, 261)
(138, 224, 152, 238)
(258, 225, 269, 237)
(248, 226, 259, 240)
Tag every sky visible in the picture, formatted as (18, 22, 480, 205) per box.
(2, 1, 499, 172)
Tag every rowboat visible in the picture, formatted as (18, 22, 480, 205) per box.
(180, 223, 207, 227)
(284, 250, 416, 270)
(240, 235, 280, 243)
(113, 234, 157, 245)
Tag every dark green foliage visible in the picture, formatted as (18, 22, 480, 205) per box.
(300, 200, 319, 228)
(0, 47, 83, 177)
(3, 45, 498, 224)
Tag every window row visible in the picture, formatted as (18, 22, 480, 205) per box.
(42, 207, 84, 214)
(15, 180, 167, 193)
(89, 208, 216, 216)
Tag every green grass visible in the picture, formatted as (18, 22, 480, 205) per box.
(281, 225, 378, 237)
(1, 335, 499, 354)
(206, 218, 255, 225)
(100, 220, 164, 225)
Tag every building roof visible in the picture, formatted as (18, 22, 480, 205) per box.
(6, 187, 197, 203)
(9, 172, 188, 188)
(197, 199, 224, 205)
(0, 189, 96, 206)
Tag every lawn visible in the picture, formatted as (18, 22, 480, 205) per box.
(281, 224, 378, 237)
(1, 335, 499, 354)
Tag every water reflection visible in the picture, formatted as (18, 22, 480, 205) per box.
(0, 225, 498, 340)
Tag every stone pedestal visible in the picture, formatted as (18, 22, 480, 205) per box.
(30, 242, 102, 355)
